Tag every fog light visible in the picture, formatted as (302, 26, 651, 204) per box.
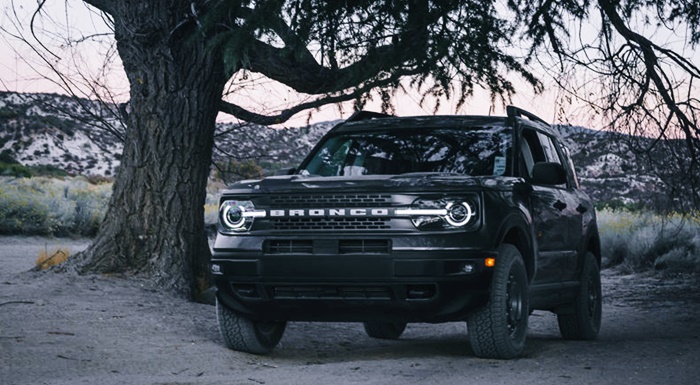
(462, 263, 475, 273)
(211, 264, 222, 274)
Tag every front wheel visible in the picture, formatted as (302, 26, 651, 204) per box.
(467, 244, 529, 359)
(216, 299, 286, 354)
(557, 252, 602, 340)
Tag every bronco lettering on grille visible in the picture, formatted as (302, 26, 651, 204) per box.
(268, 208, 392, 217)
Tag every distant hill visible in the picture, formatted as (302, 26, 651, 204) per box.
(554, 124, 667, 207)
(0, 91, 669, 207)
(0, 92, 123, 176)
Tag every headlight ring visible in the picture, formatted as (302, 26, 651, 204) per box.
(219, 200, 265, 233)
(444, 201, 474, 227)
(222, 204, 246, 229)
(399, 197, 478, 230)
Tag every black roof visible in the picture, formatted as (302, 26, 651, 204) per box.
(330, 105, 555, 136)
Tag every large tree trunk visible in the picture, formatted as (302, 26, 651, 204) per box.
(71, 2, 225, 299)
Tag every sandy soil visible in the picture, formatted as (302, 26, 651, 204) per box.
(1, 236, 700, 385)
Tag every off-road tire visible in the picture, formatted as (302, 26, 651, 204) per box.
(557, 252, 602, 340)
(216, 299, 286, 354)
(363, 322, 407, 340)
(468, 244, 529, 359)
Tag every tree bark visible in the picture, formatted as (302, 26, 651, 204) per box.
(71, 1, 225, 299)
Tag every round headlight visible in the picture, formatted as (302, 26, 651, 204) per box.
(219, 200, 265, 233)
(222, 204, 246, 229)
(445, 202, 474, 227)
(399, 197, 478, 230)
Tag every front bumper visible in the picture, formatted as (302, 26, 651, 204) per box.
(211, 246, 496, 323)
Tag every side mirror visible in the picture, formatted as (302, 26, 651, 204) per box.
(531, 162, 567, 185)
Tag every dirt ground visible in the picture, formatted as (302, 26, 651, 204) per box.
(1, 236, 700, 385)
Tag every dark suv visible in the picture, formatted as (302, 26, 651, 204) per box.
(211, 106, 601, 359)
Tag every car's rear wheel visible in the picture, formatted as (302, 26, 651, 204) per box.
(557, 252, 602, 340)
(467, 244, 529, 359)
(363, 321, 407, 340)
(216, 299, 286, 354)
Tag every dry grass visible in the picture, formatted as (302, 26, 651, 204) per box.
(35, 247, 71, 270)
(598, 208, 700, 274)
(0, 176, 110, 236)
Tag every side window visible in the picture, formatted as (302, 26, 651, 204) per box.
(560, 144, 581, 189)
(520, 129, 568, 188)
(520, 129, 547, 177)
(537, 132, 563, 165)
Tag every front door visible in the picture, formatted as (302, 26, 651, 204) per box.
(520, 128, 577, 284)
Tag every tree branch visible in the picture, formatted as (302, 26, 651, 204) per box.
(218, 70, 415, 125)
(82, 0, 117, 16)
(598, 0, 699, 156)
(243, 1, 433, 95)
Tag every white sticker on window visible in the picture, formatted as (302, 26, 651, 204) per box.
(493, 156, 506, 176)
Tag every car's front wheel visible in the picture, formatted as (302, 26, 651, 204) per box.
(216, 299, 286, 354)
(467, 244, 529, 359)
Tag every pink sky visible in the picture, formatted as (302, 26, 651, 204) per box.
(2, 1, 695, 130)
(1, 34, 561, 129)
(0, 1, 577, 128)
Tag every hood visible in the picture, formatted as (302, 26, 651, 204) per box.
(222, 173, 523, 195)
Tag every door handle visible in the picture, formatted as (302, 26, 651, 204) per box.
(553, 200, 567, 211)
(576, 204, 588, 214)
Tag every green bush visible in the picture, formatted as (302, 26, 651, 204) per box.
(0, 176, 110, 236)
(0, 184, 51, 234)
(0, 160, 72, 178)
(0, 176, 224, 237)
(29, 164, 69, 178)
(0, 162, 32, 178)
(0, 151, 18, 164)
(0, 107, 18, 119)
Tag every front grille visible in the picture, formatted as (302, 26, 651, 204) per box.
(271, 217, 391, 230)
(270, 194, 391, 208)
(265, 240, 314, 254)
(264, 239, 391, 254)
(339, 239, 391, 254)
(270, 285, 392, 300)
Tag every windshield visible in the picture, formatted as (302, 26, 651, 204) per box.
(300, 126, 512, 177)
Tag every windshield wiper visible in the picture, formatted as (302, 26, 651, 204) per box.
(391, 171, 465, 178)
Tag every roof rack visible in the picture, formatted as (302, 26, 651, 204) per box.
(345, 110, 394, 122)
(506, 105, 547, 125)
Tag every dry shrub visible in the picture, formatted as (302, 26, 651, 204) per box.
(599, 209, 700, 273)
(35, 248, 71, 270)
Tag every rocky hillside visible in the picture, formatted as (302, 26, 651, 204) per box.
(0, 92, 123, 176)
(0, 91, 670, 207)
(0, 91, 336, 178)
(555, 125, 668, 207)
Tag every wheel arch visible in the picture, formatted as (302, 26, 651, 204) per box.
(585, 231, 602, 268)
(496, 213, 536, 282)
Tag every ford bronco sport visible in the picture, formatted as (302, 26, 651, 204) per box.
(211, 106, 602, 359)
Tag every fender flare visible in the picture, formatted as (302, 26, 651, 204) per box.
(494, 210, 537, 283)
